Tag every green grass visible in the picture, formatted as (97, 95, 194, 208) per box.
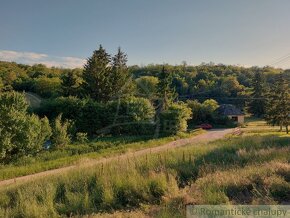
(0, 129, 204, 181)
(0, 127, 289, 217)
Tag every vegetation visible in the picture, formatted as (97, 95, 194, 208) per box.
(51, 115, 71, 148)
(186, 99, 223, 126)
(248, 71, 267, 117)
(0, 128, 289, 217)
(265, 74, 290, 133)
(81, 46, 132, 102)
(0, 130, 203, 181)
(135, 76, 159, 99)
(0, 44, 289, 217)
(0, 92, 51, 163)
(160, 102, 192, 134)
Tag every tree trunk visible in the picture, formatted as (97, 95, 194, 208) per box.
(279, 124, 282, 132)
(286, 125, 289, 134)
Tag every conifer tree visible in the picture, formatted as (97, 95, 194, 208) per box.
(110, 47, 132, 98)
(155, 66, 176, 136)
(265, 74, 289, 133)
(82, 46, 132, 102)
(82, 45, 111, 102)
(249, 71, 266, 117)
(157, 66, 176, 110)
(61, 69, 82, 97)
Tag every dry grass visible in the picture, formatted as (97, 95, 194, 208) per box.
(0, 124, 289, 217)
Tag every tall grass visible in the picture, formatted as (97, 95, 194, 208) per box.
(0, 129, 203, 181)
(0, 133, 289, 217)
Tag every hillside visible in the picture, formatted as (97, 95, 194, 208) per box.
(0, 121, 289, 217)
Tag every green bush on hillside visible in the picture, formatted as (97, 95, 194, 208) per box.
(0, 91, 51, 162)
(51, 115, 71, 148)
(160, 102, 192, 134)
(107, 96, 155, 135)
(37, 96, 156, 136)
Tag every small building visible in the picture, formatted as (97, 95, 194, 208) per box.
(217, 104, 245, 124)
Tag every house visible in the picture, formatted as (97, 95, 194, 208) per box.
(217, 104, 245, 124)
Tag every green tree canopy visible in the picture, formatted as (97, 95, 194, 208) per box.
(136, 76, 159, 99)
(82, 46, 132, 102)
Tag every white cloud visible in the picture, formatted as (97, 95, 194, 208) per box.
(0, 50, 86, 68)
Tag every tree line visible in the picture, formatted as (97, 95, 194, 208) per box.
(0, 45, 289, 162)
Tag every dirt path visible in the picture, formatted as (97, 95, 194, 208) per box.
(0, 129, 234, 187)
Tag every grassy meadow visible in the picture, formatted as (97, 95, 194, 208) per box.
(0, 121, 289, 217)
(0, 129, 204, 181)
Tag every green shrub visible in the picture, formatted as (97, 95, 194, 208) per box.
(107, 96, 155, 135)
(135, 76, 159, 99)
(51, 115, 71, 148)
(64, 144, 93, 155)
(36, 97, 106, 137)
(36, 96, 86, 120)
(76, 132, 88, 143)
(148, 180, 165, 203)
(76, 99, 106, 136)
(0, 91, 52, 162)
(113, 181, 148, 209)
(187, 99, 219, 125)
(160, 102, 192, 134)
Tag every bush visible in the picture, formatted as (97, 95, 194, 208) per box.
(36, 97, 106, 137)
(160, 102, 192, 134)
(135, 76, 159, 99)
(76, 132, 88, 143)
(187, 99, 219, 125)
(64, 144, 93, 155)
(36, 96, 86, 120)
(51, 115, 71, 148)
(107, 96, 155, 135)
(37, 96, 156, 137)
(0, 91, 51, 162)
(76, 99, 106, 136)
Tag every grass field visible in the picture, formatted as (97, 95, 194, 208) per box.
(0, 130, 204, 181)
(0, 120, 289, 217)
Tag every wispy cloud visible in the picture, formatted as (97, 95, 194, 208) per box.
(0, 50, 86, 68)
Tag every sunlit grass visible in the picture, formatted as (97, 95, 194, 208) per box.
(0, 131, 289, 217)
(0, 129, 204, 181)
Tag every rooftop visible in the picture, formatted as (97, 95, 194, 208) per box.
(217, 104, 244, 116)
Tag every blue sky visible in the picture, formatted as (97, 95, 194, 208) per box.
(1, 0, 290, 68)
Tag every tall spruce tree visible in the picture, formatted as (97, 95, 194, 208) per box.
(249, 71, 266, 117)
(82, 46, 132, 101)
(157, 66, 176, 110)
(265, 74, 289, 134)
(82, 45, 111, 102)
(61, 69, 82, 97)
(154, 66, 176, 136)
(110, 47, 132, 98)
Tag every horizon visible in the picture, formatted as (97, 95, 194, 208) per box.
(1, 0, 290, 69)
(0, 52, 288, 70)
